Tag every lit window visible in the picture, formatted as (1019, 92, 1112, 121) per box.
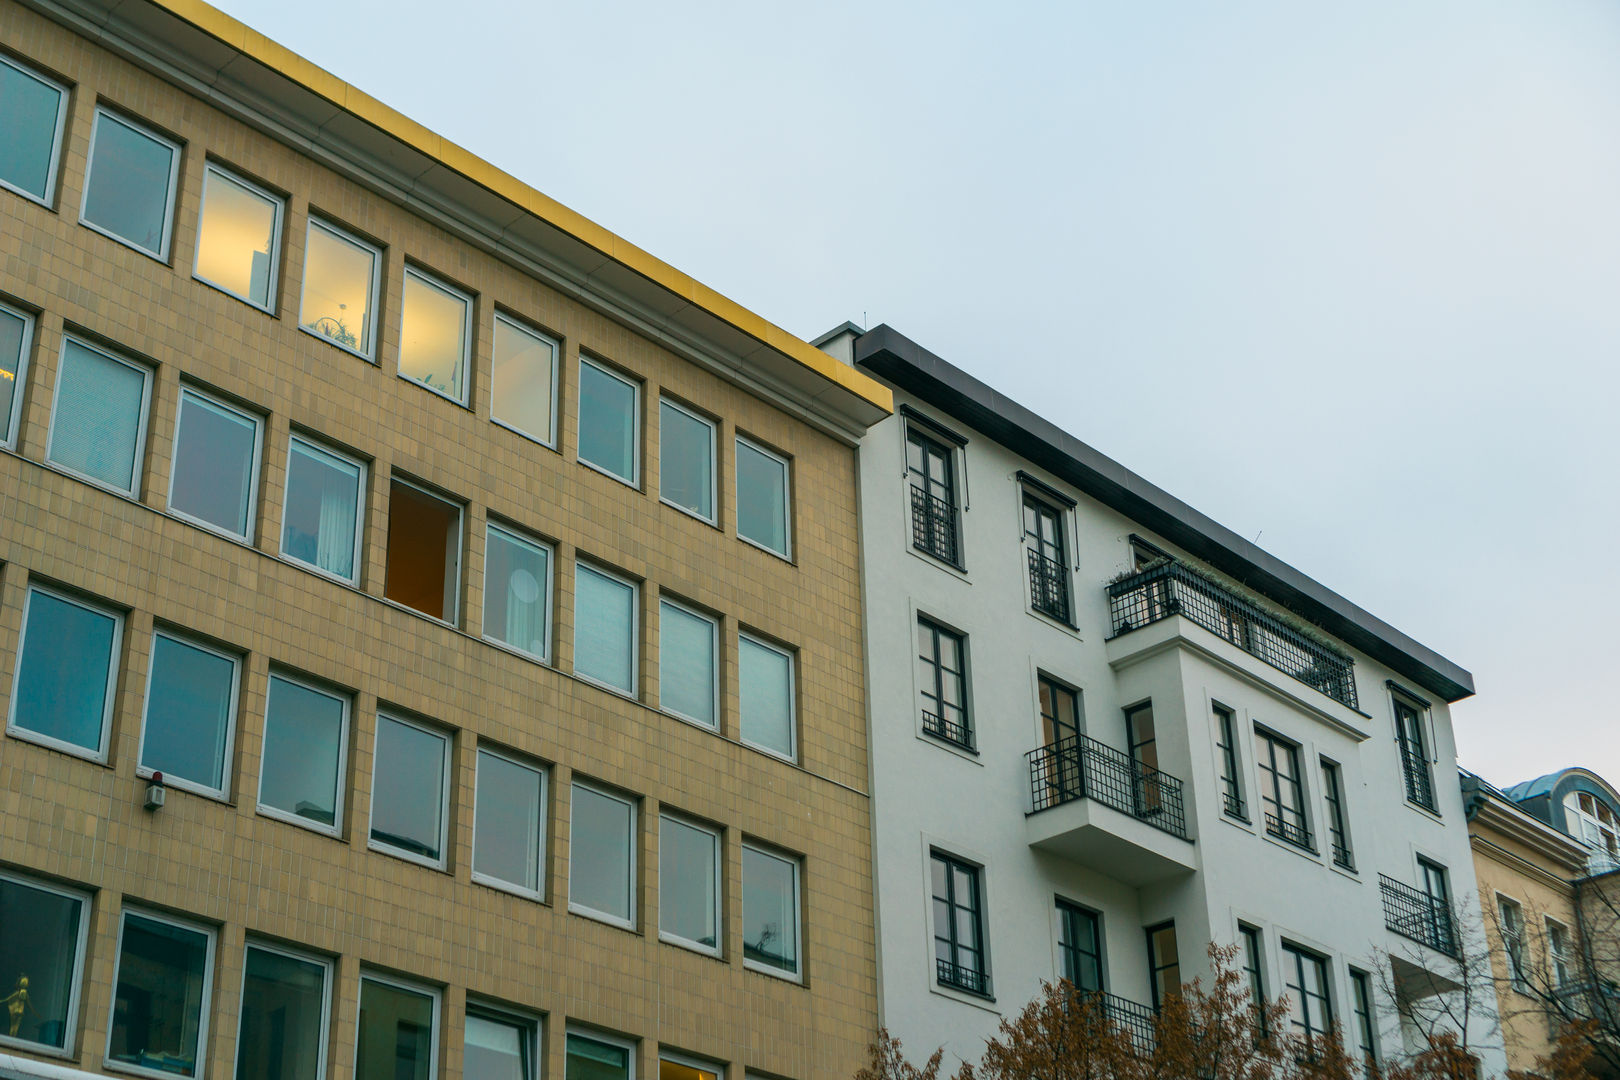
(194, 164, 282, 311)
(235, 943, 331, 1080)
(659, 1055, 720, 1080)
(931, 851, 988, 996)
(355, 974, 438, 1080)
(0, 55, 69, 205)
(491, 314, 558, 445)
(257, 671, 348, 832)
(578, 357, 639, 485)
(569, 782, 636, 928)
(1281, 942, 1333, 1044)
(80, 109, 180, 260)
(137, 630, 240, 797)
(738, 634, 794, 761)
(660, 814, 721, 954)
(566, 1031, 632, 1080)
(300, 219, 380, 358)
(484, 523, 552, 660)
(168, 386, 262, 539)
(8, 585, 121, 759)
(384, 478, 463, 624)
(368, 714, 451, 868)
(106, 910, 215, 1078)
(0, 870, 90, 1053)
(742, 843, 800, 979)
(573, 563, 637, 694)
(465, 1007, 538, 1080)
(735, 437, 789, 557)
(47, 335, 152, 495)
(659, 598, 717, 729)
(473, 747, 547, 898)
(0, 300, 34, 448)
(659, 399, 715, 522)
(281, 435, 365, 583)
(398, 267, 472, 404)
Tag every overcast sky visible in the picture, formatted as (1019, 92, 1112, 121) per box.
(215, 0, 1620, 790)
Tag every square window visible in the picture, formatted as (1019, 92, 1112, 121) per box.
(299, 219, 380, 359)
(659, 599, 717, 729)
(137, 630, 240, 798)
(281, 435, 365, 584)
(483, 523, 552, 661)
(355, 974, 438, 1080)
(80, 109, 180, 260)
(577, 357, 639, 485)
(256, 671, 349, 833)
(569, 781, 635, 928)
(194, 165, 282, 311)
(0, 55, 70, 205)
(0, 301, 36, 448)
(47, 336, 152, 495)
(0, 871, 90, 1053)
(739, 634, 794, 761)
(660, 815, 721, 954)
(742, 843, 800, 979)
(369, 713, 451, 869)
(465, 1007, 538, 1080)
(399, 267, 472, 404)
(473, 747, 547, 898)
(735, 437, 789, 558)
(659, 399, 715, 522)
(384, 479, 463, 624)
(106, 910, 215, 1079)
(566, 1031, 632, 1080)
(573, 563, 637, 694)
(8, 585, 121, 759)
(491, 314, 558, 445)
(235, 943, 331, 1080)
(168, 386, 262, 540)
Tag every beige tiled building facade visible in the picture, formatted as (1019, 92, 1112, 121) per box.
(0, 0, 891, 1077)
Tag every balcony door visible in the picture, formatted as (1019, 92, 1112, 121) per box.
(1125, 703, 1162, 817)
(1040, 676, 1082, 800)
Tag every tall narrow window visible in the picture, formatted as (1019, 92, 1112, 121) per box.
(659, 399, 715, 522)
(1126, 703, 1162, 816)
(300, 219, 380, 358)
(1039, 676, 1080, 748)
(0, 301, 34, 448)
(8, 585, 122, 759)
(1214, 704, 1246, 820)
(168, 386, 262, 539)
(932, 852, 989, 996)
(1239, 924, 1267, 1037)
(107, 910, 215, 1078)
(735, 436, 790, 558)
(569, 782, 636, 928)
(1394, 698, 1436, 811)
(578, 357, 639, 485)
(659, 599, 717, 729)
(1350, 968, 1376, 1063)
(1420, 858, 1454, 955)
(742, 843, 800, 979)
(0, 871, 90, 1052)
(47, 335, 152, 495)
(566, 1032, 631, 1080)
(659, 814, 721, 954)
(1057, 900, 1102, 993)
(1547, 920, 1571, 989)
(1497, 895, 1527, 990)
(0, 55, 69, 205)
(257, 671, 348, 833)
(355, 974, 437, 1080)
(1023, 494, 1070, 623)
(491, 314, 558, 445)
(368, 714, 451, 868)
(1255, 729, 1312, 851)
(194, 164, 282, 311)
(81, 109, 180, 260)
(281, 435, 365, 583)
(465, 1008, 537, 1080)
(484, 523, 552, 660)
(1146, 922, 1180, 1009)
(235, 943, 331, 1080)
(384, 479, 463, 623)
(398, 267, 472, 404)
(906, 426, 958, 565)
(1281, 943, 1333, 1044)
(137, 630, 240, 798)
(573, 563, 637, 694)
(916, 617, 970, 749)
(473, 748, 547, 898)
(739, 633, 795, 760)
(1320, 759, 1353, 870)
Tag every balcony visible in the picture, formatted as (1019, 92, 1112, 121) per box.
(1092, 991, 1158, 1055)
(1028, 548, 1071, 624)
(1380, 874, 1460, 959)
(910, 485, 959, 566)
(1108, 559, 1359, 711)
(1026, 736, 1197, 885)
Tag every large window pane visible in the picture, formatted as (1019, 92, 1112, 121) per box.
(465, 1012, 533, 1080)
(139, 632, 239, 796)
(169, 388, 260, 539)
(569, 783, 634, 926)
(195, 166, 281, 310)
(9, 586, 120, 756)
(300, 220, 378, 357)
(107, 912, 214, 1078)
(659, 816, 719, 952)
(659, 600, 715, 728)
(281, 436, 363, 582)
(384, 480, 462, 623)
(0, 56, 67, 203)
(573, 564, 635, 693)
(235, 945, 329, 1080)
(566, 1033, 629, 1080)
(257, 673, 347, 830)
(659, 400, 713, 521)
(739, 635, 794, 760)
(48, 337, 150, 494)
(399, 269, 471, 403)
(356, 977, 435, 1080)
(370, 715, 449, 866)
(578, 358, 638, 484)
(484, 524, 551, 659)
(491, 315, 557, 443)
(0, 873, 87, 1051)
(735, 438, 789, 557)
(81, 110, 179, 259)
(474, 749, 545, 896)
(0, 303, 33, 448)
(742, 845, 799, 977)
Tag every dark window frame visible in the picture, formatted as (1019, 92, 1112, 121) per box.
(1214, 703, 1246, 821)
(1021, 489, 1073, 625)
(1394, 695, 1437, 812)
(1349, 968, 1377, 1063)
(1146, 921, 1180, 1011)
(1281, 942, 1334, 1044)
(1057, 899, 1104, 994)
(916, 615, 972, 750)
(906, 423, 962, 568)
(1320, 758, 1354, 871)
(1239, 924, 1268, 1039)
(931, 851, 990, 998)
(1255, 728, 1313, 852)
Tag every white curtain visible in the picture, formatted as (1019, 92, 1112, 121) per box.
(506, 569, 540, 652)
(316, 472, 354, 577)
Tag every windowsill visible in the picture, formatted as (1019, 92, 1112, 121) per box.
(1259, 829, 1322, 864)
(0, 178, 53, 209)
(1405, 799, 1445, 823)
(572, 670, 639, 703)
(737, 533, 793, 564)
(366, 838, 449, 873)
(929, 981, 999, 1013)
(399, 370, 470, 410)
(278, 550, 361, 588)
(80, 217, 169, 264)
(743, 959, 804, 985)
(917, 729, 982, 764)
(5, 725, 110, 767)
(490, 415, 559, 452)
(661, 708, 721, 737)
(578, 457, 640, 491)
(481, 633, 551, 668)
(738, 737, 797, 767)
(660, 496, 720, 529)
(297, 321, 376, 363)
(1328, 860, 1362, 884)
(43, 456, 141, 502)
(0, 1034, 76, 1060)
(1220, 811, 1254, 832)
(1026, 605, 1082, 639)
(192, 272, 277, 317)
(658, 931, 724, 960)
(106, 1057, 199, 1080)
(256, 803, 344, 840)
(167, 505, 255, 547)
(136, 765, 231, 805)
(906, 544, 969, 580)
(377, 594, 460, 630)
(568, 902, 636, 934)
(471, 871, 547, 906)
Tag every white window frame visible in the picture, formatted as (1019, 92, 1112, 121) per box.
(566, 1028, 636, 1080)
(233, 940, 333, 1080)
(385, 476, 464, 627)
(46, 334, 153, 497)
(657, 597, 719, 731)
(0, 54, 70, 206)
(1497, 893, 1528, 992)
(135, 628, 241, 800)
(568, 780, 637, 931)
(0, 869, 91, 1058)
(7, 583, 123, 762)
(299, 217, 382, 361)
(738, 632, 796, 763)
(0, 299, 36, 449)
(658, 397, 717, 525)
(572, 561, 639, 697)
(734, 435, 791, 559)
(482, 521, 554, 663)
(465, 1001, 542, 1080)
(1547, 917, 1572, 989)
(576, 355, 641, 487)
(166, 384, 264, 542)
(741, 841, 802, 982)
(490, 311, 561, 447)
(105, 907, 217, 1080)
(280, 433, 367, 586)
(79, 107, 182, 262)
(254, 668, 350, 838)
(192, 163, 284, 312)
(355, 971, 440, 1080)
(367, 711, 453, 871)
(471, 744, 548, 902)
(658, 813, 723, 957)
(398, 265, 474, 406)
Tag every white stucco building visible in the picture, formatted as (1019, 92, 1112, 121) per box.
(816, 323, 1504, 1074)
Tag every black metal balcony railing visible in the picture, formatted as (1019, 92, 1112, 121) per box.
(1379, 875, 1460, 959)
(937, 957, 990, 997)
(1028, 735, 1190, 840)
(922, 709, 973, 750)
(1400, 745, 1438, 812)
(910, 485, 959, 566)
(1264, 812, 1315, 853)
(1108, 559, 1359, 711)
(1091, 990, 1158, 1055)
(1222, 790, 1249, 821)
(1028, 548, 1071, 624)
(1331, 842, 1355, 872)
